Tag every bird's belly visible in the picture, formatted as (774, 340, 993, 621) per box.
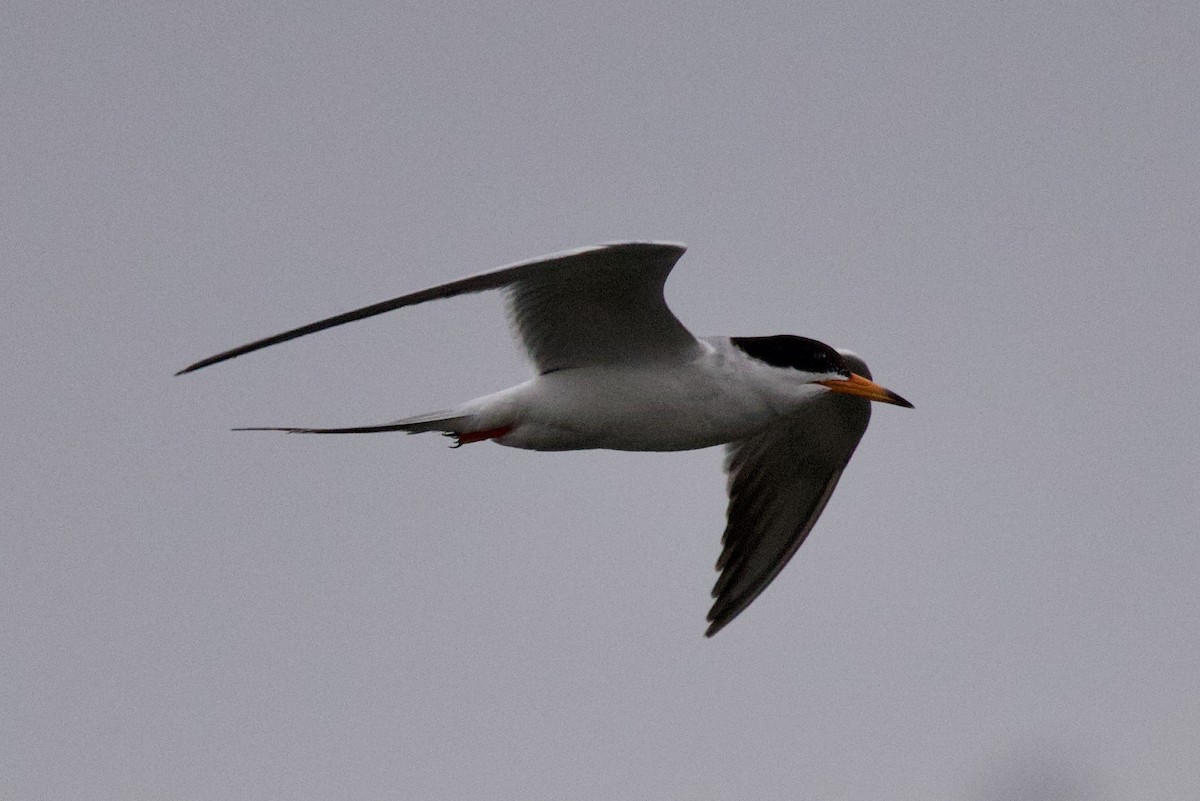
(497, 368, 778, 452)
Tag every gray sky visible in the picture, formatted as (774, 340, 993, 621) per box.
(5, 1, 1199, 799)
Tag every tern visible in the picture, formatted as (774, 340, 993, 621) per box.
(178, 242, 912, 636)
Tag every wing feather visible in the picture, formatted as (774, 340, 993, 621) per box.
(705, 389, 873, 637)
(177, 242, 698, 375)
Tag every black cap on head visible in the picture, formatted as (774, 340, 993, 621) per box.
(730, 335, 850, 377)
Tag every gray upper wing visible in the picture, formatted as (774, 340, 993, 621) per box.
(504, 242, 699, 372)
(706, 389, 872, 637)
(177, 242, 699, 375)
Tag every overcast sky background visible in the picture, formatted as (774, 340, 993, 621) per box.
(5, 2, 1200, 799)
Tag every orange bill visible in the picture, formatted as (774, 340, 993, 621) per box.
(819, 373, 913, 408)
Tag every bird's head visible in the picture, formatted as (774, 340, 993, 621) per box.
(729, 335, 913, 408)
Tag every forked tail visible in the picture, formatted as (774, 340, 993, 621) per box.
(233, 408, 472, 437)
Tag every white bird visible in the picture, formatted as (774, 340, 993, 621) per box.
(178, 242, 912, 636)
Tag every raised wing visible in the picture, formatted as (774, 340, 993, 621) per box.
(176, 242, 699, 375)
(706, 372, 873, 637)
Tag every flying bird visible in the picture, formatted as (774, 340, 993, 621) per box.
(178, 242, 912, 636)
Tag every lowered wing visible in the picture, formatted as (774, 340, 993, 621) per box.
(706, 381, 873, 636)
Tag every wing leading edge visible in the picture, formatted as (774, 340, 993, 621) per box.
(176, 242, 696, 375)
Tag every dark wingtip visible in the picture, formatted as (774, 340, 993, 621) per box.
(175, 354, 226, 375)
(704, 608, 731, 638)
(175, 351, 236, 376)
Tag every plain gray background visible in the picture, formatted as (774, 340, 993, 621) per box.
(5, 2, 1199, 799)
